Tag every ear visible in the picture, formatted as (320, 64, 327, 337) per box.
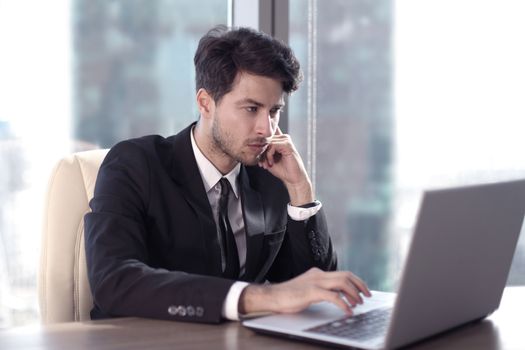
(196, 88, 215, 119)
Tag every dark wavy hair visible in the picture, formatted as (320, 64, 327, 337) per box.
(194, 25, 302, 102)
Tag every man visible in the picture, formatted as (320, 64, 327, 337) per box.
(85, 26, 370, 324)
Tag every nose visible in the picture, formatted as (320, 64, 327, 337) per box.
(255, 112, 274, 138)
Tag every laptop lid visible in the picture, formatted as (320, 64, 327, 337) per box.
(243, 179, 525, 350)
(385, 179, 525, 348)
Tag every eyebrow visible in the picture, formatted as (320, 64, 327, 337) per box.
(236, 98, 285, 109)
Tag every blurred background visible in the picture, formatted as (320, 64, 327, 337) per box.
(1, 0, 524, 328)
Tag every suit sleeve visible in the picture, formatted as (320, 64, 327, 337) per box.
(266, 208, 338, 282)
(84, 141, 233, 323)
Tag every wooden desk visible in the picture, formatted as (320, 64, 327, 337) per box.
(1, 287, 523, 349)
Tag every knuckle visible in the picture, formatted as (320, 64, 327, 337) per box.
(308, 267, 321, 275)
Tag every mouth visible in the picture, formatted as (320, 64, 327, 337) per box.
(247, 143, 268, 154)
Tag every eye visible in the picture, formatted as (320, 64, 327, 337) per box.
(270, 108, 281, 118)
(246, 106, 258, 113)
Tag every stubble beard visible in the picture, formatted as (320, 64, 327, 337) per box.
(211, 116, 259, 166)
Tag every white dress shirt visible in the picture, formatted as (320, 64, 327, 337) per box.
(190, 127, 321, 320)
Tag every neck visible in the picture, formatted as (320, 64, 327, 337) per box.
(193, 121, 237, 175)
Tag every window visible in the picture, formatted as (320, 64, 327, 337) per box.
(289, 0, 525, 291)
(0, 0, 228, 328)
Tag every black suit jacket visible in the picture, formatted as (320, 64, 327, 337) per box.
(84, 123, 337, 323)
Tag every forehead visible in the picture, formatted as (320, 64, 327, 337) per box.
(226, 72, 285, 105)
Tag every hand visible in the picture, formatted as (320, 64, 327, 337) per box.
(258, 127, 314, 206)
(239, 268, 371, 316)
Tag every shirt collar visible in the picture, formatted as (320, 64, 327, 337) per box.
(190, 126, 241, 198)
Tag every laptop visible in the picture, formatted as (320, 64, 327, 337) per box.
(243, 179, 525, 349)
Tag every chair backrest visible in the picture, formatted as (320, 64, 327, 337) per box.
(38, 149, 108, 324)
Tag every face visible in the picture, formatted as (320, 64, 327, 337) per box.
(209, 72, 284, 167)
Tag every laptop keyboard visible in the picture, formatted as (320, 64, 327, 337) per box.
(305, 307, 392, 341)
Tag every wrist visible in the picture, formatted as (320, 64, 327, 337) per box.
(223, 282, 250, 320)
(286, 180, 314, 206)
(239, 284, 273, 315)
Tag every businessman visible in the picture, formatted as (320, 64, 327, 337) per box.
(84, 25, 370, 324)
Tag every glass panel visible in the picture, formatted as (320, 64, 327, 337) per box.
(289, 0, 525, 291)
(73, 0, 228, 148)
(0, 0, 228, 328)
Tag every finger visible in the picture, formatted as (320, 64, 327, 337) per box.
(303, 270, 360, 305)
(264, 145, 277, 167)
(257, 149, 266, 166)
(258, 160, 267, 169)
(258, 155, 271, 169)
(268, 134, 289, 143)
(265, 138, 293, 159)
(347, 273, 372, 298)
(314, 289, 353, 315)
(315, 271, 371, 304)
(323, 271, 372, 298)
(319, 277, 363, 306)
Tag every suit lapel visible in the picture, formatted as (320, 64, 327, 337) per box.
(239, 167, 266, 281)
(167, 124, 271, 281)
(168, 123, 222, 276)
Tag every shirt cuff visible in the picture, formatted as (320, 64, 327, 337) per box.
(287, 201, 322, 221)
(222, 281, 249, 321)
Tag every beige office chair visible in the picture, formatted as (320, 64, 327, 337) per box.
(38, 149, 108, 324)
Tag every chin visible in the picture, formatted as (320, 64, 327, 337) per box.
(241, 159, 259, 167)
(238, 155, 260, 167)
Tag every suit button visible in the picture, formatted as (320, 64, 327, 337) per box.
(179, 306, 187, 317)
(168, 305, 178, 315)
(187, 306, 195, 317)
(196, 306, 204, 317)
